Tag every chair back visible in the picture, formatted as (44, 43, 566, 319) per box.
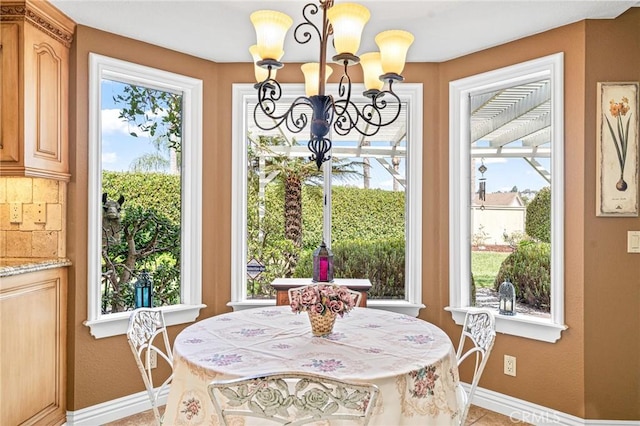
(455, 308, 496, 425)
(208, 372, 379, 425)
(126, 308, 174, 425)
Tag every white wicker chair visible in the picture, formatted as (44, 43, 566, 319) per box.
(455, 308, 496, 425)
(126, 308, 173, 426)
(208, 372, 379, 425)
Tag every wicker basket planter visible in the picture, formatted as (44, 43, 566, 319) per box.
(307, 310, 337, 336)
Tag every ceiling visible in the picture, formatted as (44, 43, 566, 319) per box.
(50, 0, 639, 64)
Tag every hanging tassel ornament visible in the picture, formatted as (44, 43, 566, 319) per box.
(478, 159, 487, 210)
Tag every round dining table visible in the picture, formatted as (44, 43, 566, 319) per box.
(164, 306, 461, 425)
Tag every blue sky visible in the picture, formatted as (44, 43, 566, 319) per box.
(476, 157, 550, 193)
(101, 79, 167, 172)
(101, 79, 550, 193)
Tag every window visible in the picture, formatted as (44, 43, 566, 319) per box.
(85, 53, 204, 338)
(231, 83, 424, 316)
(447, 53, 567, 342)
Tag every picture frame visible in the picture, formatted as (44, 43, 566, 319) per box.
(596, 82, 639, 217)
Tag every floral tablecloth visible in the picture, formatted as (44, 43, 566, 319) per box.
(164, 306, 461, 425)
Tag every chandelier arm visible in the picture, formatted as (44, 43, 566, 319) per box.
(333, 106, 360, 136)
(370, 88, 403, 127)
(256, 78, 282, 109)
(333, 61, 353, 118)
(332, 88, 403, 137)
(255, 86, 314, 134)
(294, 3, 323, 46)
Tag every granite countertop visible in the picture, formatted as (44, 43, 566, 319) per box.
(0, 258, 72, 277)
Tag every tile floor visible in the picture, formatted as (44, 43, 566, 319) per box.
(104, 404, 527, 425)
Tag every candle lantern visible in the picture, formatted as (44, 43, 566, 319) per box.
(134, 270, 154, 308)
(498, 280, 516, 315)
(312, 241, 334, 283)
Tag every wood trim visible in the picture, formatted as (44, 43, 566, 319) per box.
(0, 1, 75, 47)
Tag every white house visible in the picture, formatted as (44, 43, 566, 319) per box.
(471, 192, 526, 246)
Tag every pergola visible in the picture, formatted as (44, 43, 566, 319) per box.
(471, 79, 552, 184)
(247, 77, 552, 194)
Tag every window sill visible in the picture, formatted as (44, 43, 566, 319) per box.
(445, 306, 567, 343)
(229, 300, 425, 317)
(84, 304, 207, 339)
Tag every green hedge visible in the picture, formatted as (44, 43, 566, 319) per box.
(294, 238, 405, 299)
(525, 186, 550, 243)
(494, 240, 550, 312)
(101, 172, 181, 311)
(102, 171, 181, 224)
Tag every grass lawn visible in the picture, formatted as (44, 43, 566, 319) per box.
(472, 251, 510, 288)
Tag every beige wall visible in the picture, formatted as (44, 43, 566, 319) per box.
(436, 21, 590, 417)
(67, 25, 226, 408)
(66, 9, 640, 420)
(583, 10, 640, 420)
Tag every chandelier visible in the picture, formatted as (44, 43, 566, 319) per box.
(249, 1, 414, 169)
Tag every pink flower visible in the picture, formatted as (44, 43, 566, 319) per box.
(413, 380, 430, 398)
(312, 303, 325, 314)
(301, 288, 318, 305)
(327, 299, 344, 315)
(290, 284, 356, 317)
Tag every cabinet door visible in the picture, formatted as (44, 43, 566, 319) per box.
(0, 23, 20, 162)
(0, 268, 67, 425)
(22, 25, 69, 179)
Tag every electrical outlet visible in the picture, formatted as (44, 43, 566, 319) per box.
(504, 355, 516, 376)
(34, 203, 47, 223)
(628, 231, 640, 253)
(148, 351, 157, 369)
(9, 203, 22, 223)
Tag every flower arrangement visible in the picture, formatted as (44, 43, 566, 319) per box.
(605, 96, 632, 191)
(289, 284, 357, 318)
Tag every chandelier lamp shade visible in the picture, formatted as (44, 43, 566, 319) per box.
(249, 1, 414, 169)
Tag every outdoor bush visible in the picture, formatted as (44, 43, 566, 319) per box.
(525, 186, 550, 243)
(102, 171, 181, 224)
(294, 238, 405, 299)
(101, 172, 181, 312)
(248, 183, 407, 297)
(331, 187, 405, 245)
(494, 240, 550, 312)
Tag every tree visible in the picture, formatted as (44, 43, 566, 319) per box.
(525, 186, 551, 243)
(101, 205, 180, 313)
(113, 84, 182, 174)
(129, 152, 170, 172)
(249, 134, 360, 278)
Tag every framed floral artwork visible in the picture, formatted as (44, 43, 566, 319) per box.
(596, 82, 639, 217)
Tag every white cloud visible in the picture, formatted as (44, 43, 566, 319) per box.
(101, 109, 131, 135)
(101, 108, 154, 139)
(102, 152, 118, 164)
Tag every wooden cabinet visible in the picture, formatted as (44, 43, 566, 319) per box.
(0, 0, 75, 181)
(0, 267, 68, 426)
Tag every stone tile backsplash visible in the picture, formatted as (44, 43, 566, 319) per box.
(0, 177, 66, 258)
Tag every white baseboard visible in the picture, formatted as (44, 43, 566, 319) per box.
(65, 384, 637, 426)
(66, 388, 169, 425)
(464, 383, 640, 426)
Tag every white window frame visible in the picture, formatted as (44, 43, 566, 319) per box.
(446, 53, 567, 342)
(85, 53, 205, 338)
(230, 83, 424, 316)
